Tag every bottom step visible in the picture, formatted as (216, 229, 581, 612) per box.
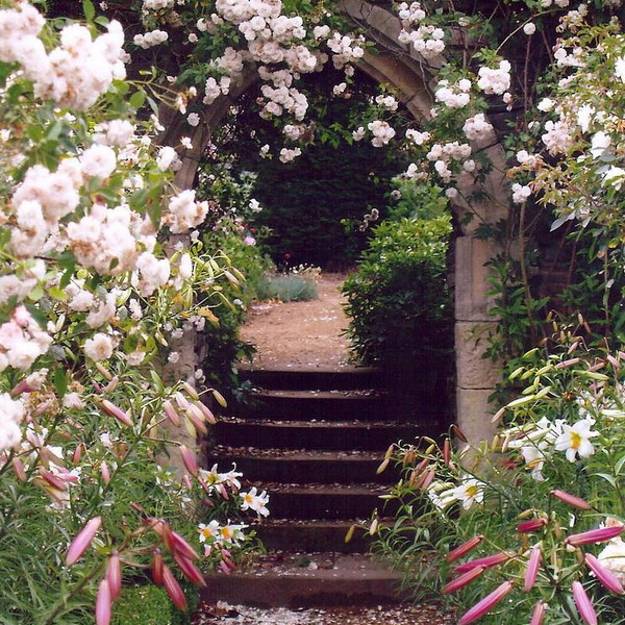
(255, 519, 374, 553)
(202, 552, 402, 608)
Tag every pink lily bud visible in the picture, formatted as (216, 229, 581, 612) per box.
(11, 380, 33, 396)
(179, 446, 198, 476)
(174, 552, 207, 587)
(517, 518, 547, 533)
(95, 579, 112, 625)
(103, 376, 119, 394)
(458, 581, 513, 625)
(529, 601, 545, 625)
(66, 517, 102, 566)
(169, 530, 199, 561)
(162, 565, 187, 611)
(72, 444, 84, 465)
(551, 489, 591, 510)
(100, 462, 111, 485)
(447, 535, 484, 563)
(216, 483, 229, 500)
(442, 566, 485, 594)
(12, 457, 26, 482)
(182, 382, 199, 400)
(566, 525, 624, 547)
(455, 552, 511, 575)
(585, 553, 625, 594)
(196, 401, 216, 424)
(101, 400, 133, 428)
(152, 549, 164, 586)
(41, 470, 68, 491)
(186, 411, 208, 435)
(442, 439, 451, 465)
(164, 401, 180, 426)
(418, 468, 436, 490)
(524, 547, 542, 592)
(572, 581, 597, 625)
(106, 553, 122, 601)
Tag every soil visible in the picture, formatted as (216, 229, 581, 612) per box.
(239, 273, 351, 369)
(193, 602, 454, 625)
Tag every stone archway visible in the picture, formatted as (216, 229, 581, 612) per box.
(160, 0, 509, 444)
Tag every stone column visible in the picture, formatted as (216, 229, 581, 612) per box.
(454, 236, 503, 445)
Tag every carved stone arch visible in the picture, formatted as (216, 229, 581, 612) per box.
(160, 0, 508, 444)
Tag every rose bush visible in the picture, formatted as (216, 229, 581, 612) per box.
(0, 3, 269, 623)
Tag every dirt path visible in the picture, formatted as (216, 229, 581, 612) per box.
(239, 273, 352, 369)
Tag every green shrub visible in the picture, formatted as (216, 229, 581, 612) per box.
(111, 585, 191, 625)
(342, 216, 453, 367)
(255, 273, 318, 302)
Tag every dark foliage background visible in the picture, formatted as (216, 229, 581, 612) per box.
(211, 68, 412, 268)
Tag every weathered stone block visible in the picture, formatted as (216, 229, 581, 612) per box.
(455, 321, 502, 389)
(456, 387, 497, 445)
(455, 236, 499, 322)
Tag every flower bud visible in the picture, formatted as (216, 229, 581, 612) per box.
(66, 517, 102, 566)
(95, 579, 112, 625)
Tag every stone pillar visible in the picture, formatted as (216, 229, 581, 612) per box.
(454, 235, 502, 445)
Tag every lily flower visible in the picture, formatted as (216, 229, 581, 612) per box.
(554, 419, 598, 462)
(455, 552, 511, 574)
(458, 581, 513, 625)
(572, 581, 597, 625)
(66, 517, 102, 566)
(567, 525, 624, 547)
(442, 566, 485, 594)
(585, 553, 625, 594)
(447, 535, 484, 563)
(551, 489, 591, 510)
(529, 601, 545, 625)
(524, 547, 542, 591)
(95, 579, 112, 625)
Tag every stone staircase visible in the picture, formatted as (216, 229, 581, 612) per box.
(202, 365, 446, 607)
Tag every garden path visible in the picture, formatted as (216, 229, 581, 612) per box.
(199, 272, 450, 624)
(238, 273, 351, 368)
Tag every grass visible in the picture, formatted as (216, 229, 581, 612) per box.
(256, 273, 318, 302)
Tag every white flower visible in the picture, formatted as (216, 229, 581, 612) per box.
(554, 418, 598, 462)
(156, 146, 179, 171)
(84, 333, 114, 361)
(187, 112, 200, 127)
(537, 98, 555, 112)
(521, 445, 546, 481)
(577, 104, 594, 133)
(604, 166, 625, 190)
(598, 537, 625, 583)
(512, 183, 532, 204)
(523, 22, 536, 35)
(63, 392, 85, 409)
(0, 393, 24, 451)
(80, 145, 117, 179)
(240, 486, 270, 516)
(452, 478, 484, 510)
(590, 131, 611, 159)
(615, 57, 625, 83)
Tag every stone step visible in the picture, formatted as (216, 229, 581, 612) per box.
(238, 365, 380, 391)
(262, 483, 389, 520)
(214, 417, 424, 451)
(201, 552, 402, 608)
(206, 447, 396, 484)
(239, 389, 416, 421)
(254, 519, 377, 553)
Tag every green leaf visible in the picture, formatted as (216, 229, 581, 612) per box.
(52, 369, 69, 398)
(82, 0, 95, 22)
(129, 90, 146, 110)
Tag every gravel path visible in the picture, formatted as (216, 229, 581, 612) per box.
(193, 602, 454, 625)
(239, 273, 351, 369)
